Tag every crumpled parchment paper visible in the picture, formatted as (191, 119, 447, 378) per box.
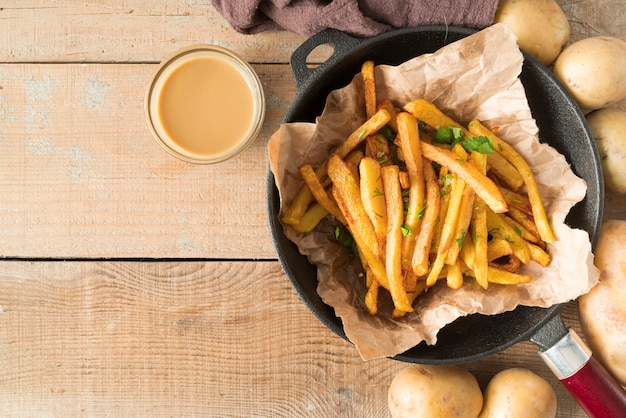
(268, 23, 600, 360)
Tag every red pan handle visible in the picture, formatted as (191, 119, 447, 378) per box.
(539, 329, 626, 417)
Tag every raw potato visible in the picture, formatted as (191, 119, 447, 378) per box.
(388, 365, 482, 418)
(478, 368, 557, 418)
(586, 108, 626, 193)
(553, 37, 626, 109)
(494, 0, 570, 66)
(579, 220, 626, 387)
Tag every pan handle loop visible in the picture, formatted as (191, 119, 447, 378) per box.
(290, 29, 360, 92)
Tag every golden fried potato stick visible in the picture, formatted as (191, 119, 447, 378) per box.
(446, 181, 475, 266)
(365, 134, 392, 166)
(470, 151, 489, 289)
(502, 215, 542, 247)
(396, 112, 425, 267)
(299, 164, 346, 224)
(487, 152, 524, 191)
(328, 154, 389, 289)
(361, 60, 377, 118)
(404, 99, 470, 135)
(498, 186, 533, 216)
(291, 203, 329, 234)
(420, 141, 508, 213)
(425, 173, 466, 287)
(335, 109, 391, 159)
(486, 208, 531, 264)
(364, 269, 379, 315)
(447, 258, 464, 289)
(507, 206, 543, 246)
(486, 267, 532, 285)
(392, 279, 426, 318)
(412, 159, 441, 276)
(528, 242, 551, 267)
(359, 157, 387, 247)
(487, 238, 514, 261)
(381, 165, 414, 313)
(377, 99, 399, 132)
(468, 119, 556, 243)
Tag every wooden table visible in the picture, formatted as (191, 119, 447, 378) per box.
(0, 1, 624, 416)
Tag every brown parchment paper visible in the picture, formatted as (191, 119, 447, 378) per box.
(268, 23, 600, 361)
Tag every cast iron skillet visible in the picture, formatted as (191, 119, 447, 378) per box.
(267, 27, 626, 416)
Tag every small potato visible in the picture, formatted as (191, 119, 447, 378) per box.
(494, 0, 570, 66)
(388, 365, 482, 418)
(586, 108, 626, 193)
(553, 37, 626, 110)
(478, 368, 557, 418)
(579, 220, 626, 386)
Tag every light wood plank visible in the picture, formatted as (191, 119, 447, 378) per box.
(0, 261, 586, 417)
(0, 0, 333, 64)
(0, 63, 294, 259)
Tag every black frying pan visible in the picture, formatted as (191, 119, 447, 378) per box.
(266, 27, 626, 416)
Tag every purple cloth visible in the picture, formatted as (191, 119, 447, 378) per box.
(211, 0, 499, 38)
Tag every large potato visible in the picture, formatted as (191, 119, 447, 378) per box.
(579, 220, 626, 387)
(586, 108, 626, 193)
(553, 37, 626, 110)
(478, 368, 557, 418)
(494, 0, 570, 66)
(388, 365, 482, 418)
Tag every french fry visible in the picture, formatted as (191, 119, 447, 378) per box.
(487, 152, 524, 191)
(396, 112, 425, 267)
(420, 141, 508, 213)
(486, 267, 532, 285)
(425, 173, 465, 287)
(498, 186, 533, 216)
(464, 267, 531, 284)
(486, 209, 531, 264)
(364, 270, 379, 315)
(291, 203, 329, 234)
(381, 165, 414, 313)
(528, 242, 551, 267)
(507, 206, 543, 246)
(468, 119, 556, 243)
(365, 134, 392, 166)
(335, 109, 391, 159)
(446, 181, 475, 266)
(404, 99, 471, 137)
(487, 238, 514, 262)
(447, 258, 464, 289)
(412, 159, 441, 276)
(328, 154, 390, 291)
(471, 151, 489, 289)
(361, 60, 377, 118)
(377, 99, 399, 132)
(299, 164, 346, 223)
(359, 157, 387, 247)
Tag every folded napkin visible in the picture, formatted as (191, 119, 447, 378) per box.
(212, 0, 499, 38)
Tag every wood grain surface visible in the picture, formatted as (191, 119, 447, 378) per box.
(0, 0, 624, 416)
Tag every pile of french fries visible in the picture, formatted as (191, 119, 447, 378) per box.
(281, 60, 556, 318)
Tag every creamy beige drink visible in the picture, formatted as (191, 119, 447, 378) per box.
(146, 46, 264, 163)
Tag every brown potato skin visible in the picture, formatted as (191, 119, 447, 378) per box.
(553, 37, 626, 110)
(478, 368, 557, 418)
(388, 365, 482, 418)
(586, 109, 626, 194)
(579, 220, 626, 387)
(494, 0, 570, 66)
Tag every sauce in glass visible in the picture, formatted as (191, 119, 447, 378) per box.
(145, 46, 264, 164)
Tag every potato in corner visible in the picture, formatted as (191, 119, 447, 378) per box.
(579, 220, 626, 387)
